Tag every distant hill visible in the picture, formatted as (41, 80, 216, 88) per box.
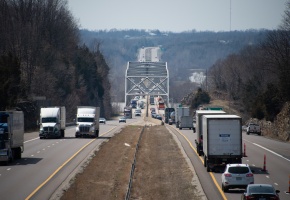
(79, 29, 269, 101)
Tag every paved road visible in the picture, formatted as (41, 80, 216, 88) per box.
(166, 123, 290, 200)
(0, 119, 139, 200)
(1, 106, 289, 200)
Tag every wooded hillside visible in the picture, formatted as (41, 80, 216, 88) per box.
(0, 0, 112, 130)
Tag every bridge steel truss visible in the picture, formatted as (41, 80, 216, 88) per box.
(125, 61, 169, 106)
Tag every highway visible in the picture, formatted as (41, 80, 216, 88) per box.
(138, 47, 160, 62)
(1, 100, 289, 200)
(0, 119, 139, 200)
(166, 122, 290, 200)
(147, 97, 290, 199)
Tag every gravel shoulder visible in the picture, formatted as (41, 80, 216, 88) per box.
(59, 120, 206, 200)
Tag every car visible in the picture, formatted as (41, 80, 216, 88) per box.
(151, 113, 157, 118)
(134, 109, 141, 116)
(221, 163, 254, 192)
(242, 125, 247, 131)
(241, 184, 280, 200)
(150, 108, 156, 113)
(155, 114, 162, 120)
(99, 118, 106, 124)
(119, 117, 126, 123)
(246, 123, 261, 135)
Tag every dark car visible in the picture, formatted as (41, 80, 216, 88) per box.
(241, 184, 280, 200)
(155, 114, 162, 120)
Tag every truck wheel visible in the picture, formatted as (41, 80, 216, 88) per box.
(206, 164, 210, 172)
(246, 132, 250, 135)
(222, 184, 228, 192)
(14, 148, 21, 159)
(198, 148, 202, 156)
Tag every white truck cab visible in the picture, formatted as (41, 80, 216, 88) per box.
(39, 107, 66, 139)
(75, 106, 100, 138)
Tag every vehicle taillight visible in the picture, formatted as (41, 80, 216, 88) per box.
(245, 196, 255, 200)
(246, 173, 253, 177)
(269, 196, 279, 200)
(224, 173, 232, 177)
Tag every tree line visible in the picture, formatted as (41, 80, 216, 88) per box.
(206, 1, 290, 122)
(0, 0, 112, 130)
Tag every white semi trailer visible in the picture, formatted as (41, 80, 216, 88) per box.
(75, 106, 100, 138)
(202, 115, 243, 172)
(0, 111, 24, 163)
(39, 107, 66, 139)
(175, 106, 190, 128)
(194, 110, 225, 156)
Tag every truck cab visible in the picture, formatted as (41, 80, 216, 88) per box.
(75, 107, 100, 138)
(39, 107, 66, 139)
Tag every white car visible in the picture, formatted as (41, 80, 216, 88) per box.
(119, 117, 126, 123)
(134, 109, 141, 116)
(99, 118, 106, 124)
(221, 164, 254, 192)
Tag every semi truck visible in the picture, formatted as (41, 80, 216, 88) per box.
(157, 96, 165, 110)
(0, 111, 24, 163)
(164, 107, 175, 123)
(75, 106, 100, 138)
(202, 115, 243, 172)
(39, 107, 66, 139)
(130, 99, 137, 108)
(175, 106, 190, 128)
(194, 110, 225, 156)
(178, 116, 194, 130)
(149, 95, 155, 105)
(124, 106, 132, 119)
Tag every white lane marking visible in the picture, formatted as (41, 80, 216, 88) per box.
(266, 175, 270, 178)
(37, 151, 40, 153)
(7, 168, 11, 171)
(274, 183, 278, 186)
(252, 143, 290, 162)
(31, 155, 34, 157)
(24, 137, 39, 143)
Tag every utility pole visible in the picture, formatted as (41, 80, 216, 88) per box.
(230, 0, 232, 31)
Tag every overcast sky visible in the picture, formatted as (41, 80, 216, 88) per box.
(67, 0, 288, 32)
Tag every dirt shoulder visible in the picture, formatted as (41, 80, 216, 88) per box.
(59, 124, 206, 200)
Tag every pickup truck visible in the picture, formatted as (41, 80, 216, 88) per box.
(246, 123, 261, 135)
